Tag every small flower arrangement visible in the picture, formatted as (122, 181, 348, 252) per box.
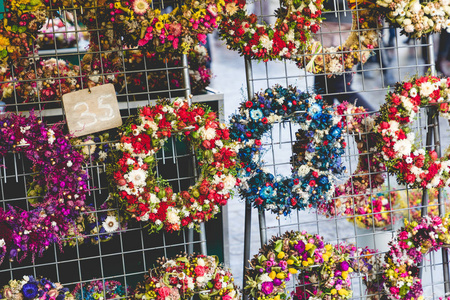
(109, 98, 237, 233)
(133, 254, 239, 300)
(245, 231, 353, 300)
(374, 75, 450, 190)
(0, 113, 88, 264)
(37, 18, 89, 50)
(376, 0, 450, 37)
(383, 215, 450, 300)
(319, 102, 385, 217)
(73, 279, 127, 300)
(0, 275, 73, 300)
(349, 192, 400, 230)
(95, 0, 222, 56)
(219, 0, 324, 62)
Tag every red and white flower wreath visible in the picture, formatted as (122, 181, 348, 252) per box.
(111, 99, 238, 233)
(375, 75, 450, 189)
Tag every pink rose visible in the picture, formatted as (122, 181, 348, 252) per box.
(158, 286, 171, 297)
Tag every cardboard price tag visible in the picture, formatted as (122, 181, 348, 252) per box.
(63, 84, 122, 137)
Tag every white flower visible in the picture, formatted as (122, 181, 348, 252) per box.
(405, 157, 413, 164)
(166, 209, 180, 224)
(67, 160, 73, 167)
(0, 239, 5, 247)
(411, 0, 422, 13)
(388, 120, 400, 133)
(102, 216, 119, 233)
(405, 24, 415, 32)
(48, 129, 56, 145)
(198, 127, 216, 140)
(222, 174, 237, 191)
(420, 81, 435, 97)
(258, 273, 273, 283)
(259, 35, 273, 50)
(140, 212, 150, 222)
(132, 0, 149, 14)
(297, 165, 310, 177)
(124, 169, 147, 187)
(393, 139, 412, 157)
(409, 88, 418, 97)
(197, 258, 205, 266)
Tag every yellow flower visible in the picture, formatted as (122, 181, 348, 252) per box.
(331, 289, 337, 295)
(287, 259, 294, 265)
(325, 244, 332, 251)
(302, 261, 309, 267)
(155, 21, 164, 31)
(305, 243, 313, 250)
(277, 252, 285, 259)
(269, 271, 276, 280)
(288, 268, 297, 274)
(342, 271, 348, 279)
(338, 289, 349, 296)
(276, 273, 285, 279)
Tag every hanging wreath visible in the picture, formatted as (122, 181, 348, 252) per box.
(133, 253, 239, 300)
(229, 85, 345, 215)
(109, 98, 237, 233)
(73, 279, 128, 299)
(383, 215, 450, 300)
(374, 75, 450, 190)
(376, 0, 450, 38)
(0, 275, 72, 299)
(245, 231, 381, 300)
(219, 0, 380, 75)
(0, 113, 88, 264)
(312, 102, 385, 217)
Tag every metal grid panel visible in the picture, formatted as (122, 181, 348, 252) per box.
(0, 0, 225, 295)
(238, 0, 449, 299)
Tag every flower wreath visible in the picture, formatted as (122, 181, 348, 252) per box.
(229, 85, 345, 215)
(312, 102, 385, 217)
(0, 275, 72, 300)
(219, 0, 380, 75)
(382, 215, 450, 300)
(0, 113, 88, 264)
(376, 0, 450, 38)
(73, 279, 127, 299)
(132, 254, 239, 300)
(87, 0, 223, 56)
(374, 75, 450, 190)
(245, 231, 381, 300)
(110, 98, 237, 233)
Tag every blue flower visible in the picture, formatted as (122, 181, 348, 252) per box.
(318, 175, 329, 186)
(308, 103, 322, 117)
(250, 108, 264, 120)
(330, 126, 342, 139)
(22, 283, 38, 299)
(260, 186, 275, 200)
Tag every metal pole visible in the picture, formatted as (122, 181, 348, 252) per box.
(243, 56, 255, 299)
(258, 209, 268, 246)
(182, 54, 192, 104)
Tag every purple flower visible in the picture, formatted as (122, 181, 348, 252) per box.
(273, 278, 282, 286)
(261, 282, 274, 295)
(340, 261, 349, 271)
(295, 241, 306, 253)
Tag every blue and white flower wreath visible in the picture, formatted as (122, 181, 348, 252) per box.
(229, 85, 346, 215)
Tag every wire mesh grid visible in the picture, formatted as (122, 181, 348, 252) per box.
(236, 0, 449, 299)
(0, 0, 228, 296)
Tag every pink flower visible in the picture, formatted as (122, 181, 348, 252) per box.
(138, 39, 148, 47)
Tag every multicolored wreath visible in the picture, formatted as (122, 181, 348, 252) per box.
(73, 279, 127, 300)
(132, 254, 240, 300)
(315, 102, 385, 217)
(0, 113, 88, 264)
(376, 0, 450, 38)
(383, 215, 450, 300)
(88, 0, 222, 56)
(245, 231, 380, 300)
(0, 275, 72, 300)
(229, 85, 345, 215)
(110, 98, 237, 233)
(374, 75, 450, 190)
(219, 0, 380, 75)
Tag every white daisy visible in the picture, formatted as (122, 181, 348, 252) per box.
(124, 169, 147, 187)
(132, 0, 149, 15)
(393, 139, 412, 157)
(102, 216, 119, 233)
(420, 81, 435, 97)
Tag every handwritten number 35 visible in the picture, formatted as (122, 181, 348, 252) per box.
(74, 94, 115, 128)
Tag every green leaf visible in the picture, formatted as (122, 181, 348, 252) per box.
(274, 239, 283, 252)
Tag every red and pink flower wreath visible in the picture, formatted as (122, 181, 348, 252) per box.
(110, 98, 238, 233)
(0, 113, 88, 264)
(374, 75, 450, 189)
(218, 0, 324, 62)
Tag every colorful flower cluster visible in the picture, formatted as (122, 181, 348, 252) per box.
(245, 231, 354, 300)
(376, 0, 450, 37)
(383, 215, 450, 300)
(73, 279, 127, 300)
(37, 18, 89, 50)
(229, 85, 345, 215)
(93, 0, 223, 56)
(133, 254, 239, 300)
(0, 113, 88, 264)
(219, 0, 324, 61)
(375, 75, 450, 189)
(319, 102, 385, 217)
(295, 0, 380, 75)
(124, 44, 213, 95)
(110, 99, 237, 233)
(0, 275, 72, 300)
(349, 192, 400, 230)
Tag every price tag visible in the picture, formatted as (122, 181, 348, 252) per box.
(63, 84, 122, 137)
